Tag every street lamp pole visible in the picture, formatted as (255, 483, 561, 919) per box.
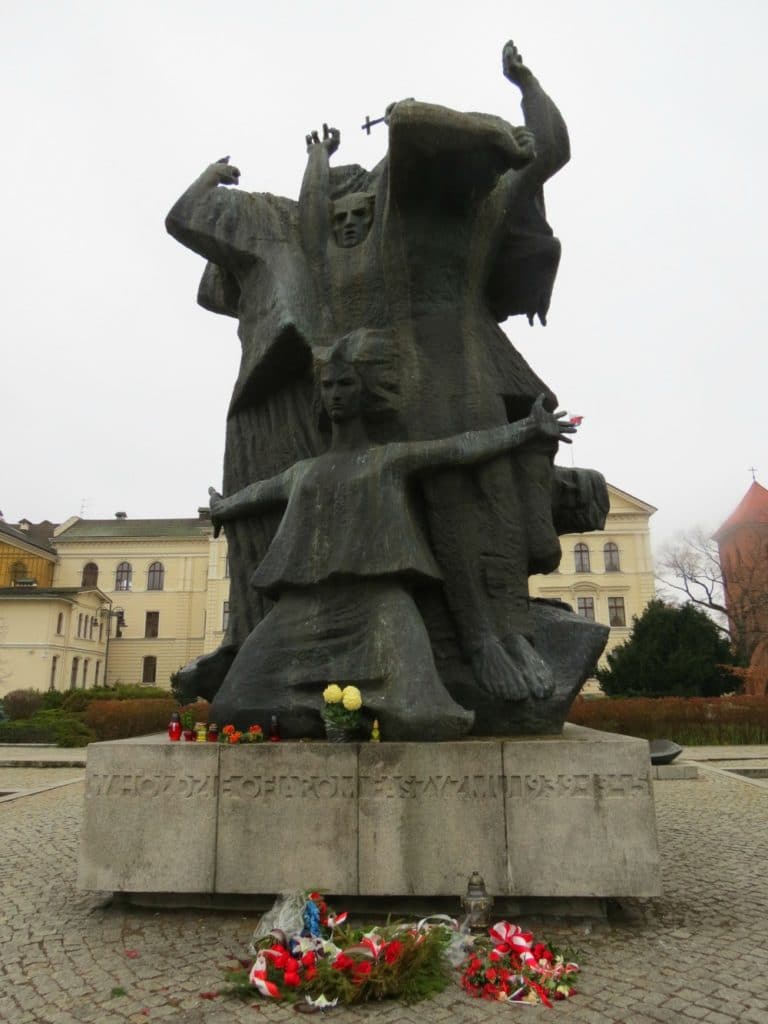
(100, 605, 125, 688)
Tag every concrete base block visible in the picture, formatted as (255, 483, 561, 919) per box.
(503, 728, 660, 897)
(78, 725, 660, 900)
(359, 741, 507, 895)
(77, 738, 219, 893)
(216, 743, 358, 893)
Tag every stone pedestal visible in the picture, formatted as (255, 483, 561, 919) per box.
(78, 725, 660, 900)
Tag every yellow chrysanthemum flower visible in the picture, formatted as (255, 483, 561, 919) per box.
(341, 685, 362, 711)
(323, 683, 343, 705)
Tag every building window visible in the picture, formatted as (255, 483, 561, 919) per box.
(574, 543, 591, 573)
(577, 596, 595, 621)
(142, 655, 157, 684)
(81, 562, 99, 587)
(222, 601, 230, 632)
(115, 562, 132, 591)
(82, 659, 89, 688)
(77, 613, 83, 638)
(608, 597, 627, 627)
(145, 611, 159, 639)
(99, 621, 104, 643)
(50, 656, 58, 691)
(604, 543, 620, 572)
(147, 562, 165, 590)
(224, 554, 230, 578)
(56, 612, 64, 635)
(70, 657, 79, 690)
(94, 661, 101, 686)
(11, 560, 27, 584)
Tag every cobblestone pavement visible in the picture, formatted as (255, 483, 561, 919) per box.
(0, 768, 84, 796)
(2, 762, 767, 1024)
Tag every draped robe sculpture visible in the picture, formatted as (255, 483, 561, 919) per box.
(166, 39, 610, 736)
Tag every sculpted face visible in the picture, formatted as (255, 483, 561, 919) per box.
(332, 193, 374, 248)
(320, 362, 363, 422)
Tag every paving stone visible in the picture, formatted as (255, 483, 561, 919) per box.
(1, 761, 768, 1023)
(681, 1007, 714, 1020)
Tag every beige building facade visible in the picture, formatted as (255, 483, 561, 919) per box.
(529, 483, 657, 667)
(0, 484, 654, 698)
(0, 586, 110, 696)
(51, 515, 214, 692)
(0, 520, 112, 697)
(203, 532, 231, 656)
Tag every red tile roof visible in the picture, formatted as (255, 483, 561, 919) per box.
(713, 482, 768, 540)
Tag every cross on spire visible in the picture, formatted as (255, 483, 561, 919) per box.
(749, 466, 758, 482)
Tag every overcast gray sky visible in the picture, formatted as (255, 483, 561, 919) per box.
(3, 0, 766, 551)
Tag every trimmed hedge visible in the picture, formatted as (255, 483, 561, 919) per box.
(84, 699, 177, 740)
(568, 695, 768, 745)
(180, 701, 210, 726)
(61, 685, 170, 713)
(0, 697, 211, 745)
(83, 699, 210, 741)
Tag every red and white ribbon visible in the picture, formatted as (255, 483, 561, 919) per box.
(248, 953, 281, 998)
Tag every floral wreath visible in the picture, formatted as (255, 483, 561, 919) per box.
(222, 894, 581, 1009)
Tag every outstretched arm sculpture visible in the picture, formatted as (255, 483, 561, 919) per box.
(166, 36, 609, 734)
(207, 331, 576, 740)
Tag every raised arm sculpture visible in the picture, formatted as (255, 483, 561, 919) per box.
(166, 37, 610, 735)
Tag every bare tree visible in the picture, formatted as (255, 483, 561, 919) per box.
(657, 527, 728, 620)
(657, 527, 768, 662)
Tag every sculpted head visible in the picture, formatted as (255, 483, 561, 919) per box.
(315, 329, 400, 428)
(319, 362, 363, 423)
(331, 193, 375, 248)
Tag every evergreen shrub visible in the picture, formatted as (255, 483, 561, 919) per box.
(0, 719, 58, 743)
(0, 712, 95, 746)
(596, 599, 737, 698)
(41, 690, 66, 710)
(61, 690, 93, 713)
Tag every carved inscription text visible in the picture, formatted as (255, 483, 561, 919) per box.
(87, 771, 218, 798)
(222, 774, 355, 799)
(85, 769, 650, 801)
(361, 773, 522, 799)
(359, 771, 651, 800)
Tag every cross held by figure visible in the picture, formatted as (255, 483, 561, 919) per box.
(361, 113, 386, 134)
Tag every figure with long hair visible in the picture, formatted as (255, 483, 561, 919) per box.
(208, 329, 575, 739)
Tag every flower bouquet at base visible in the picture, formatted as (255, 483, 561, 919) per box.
(321, 684, 364, 741)
(219, 724, 264, 745)
(180, 709, 196, 741)
(222, 892, 455, 1006)
(460, 921, 580, 1006)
